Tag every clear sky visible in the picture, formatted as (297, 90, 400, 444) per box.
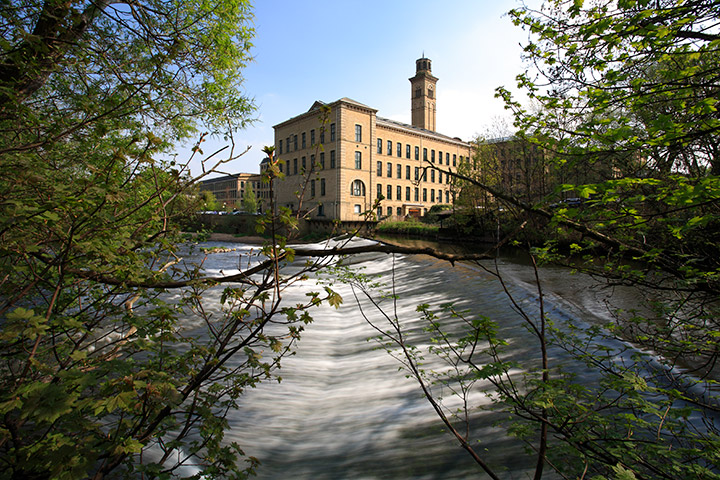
(187, 0, 533, 177)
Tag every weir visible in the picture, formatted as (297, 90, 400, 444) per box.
(177, 237, 719, 479)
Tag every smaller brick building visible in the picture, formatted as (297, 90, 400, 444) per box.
(198, 172, 262, 211)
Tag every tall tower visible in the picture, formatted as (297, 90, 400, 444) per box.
(409, 56, 438, 131)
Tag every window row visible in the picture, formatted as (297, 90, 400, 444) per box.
(279, 151, 337, 175)
(376, 139, 464, 166)
(377, 206, 435, 218)
(277, 123, 337, 155)
(376, 183, 451, 204)
(375, 161, 453, 184)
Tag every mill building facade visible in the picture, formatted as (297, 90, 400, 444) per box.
(268, 57, 474, 228)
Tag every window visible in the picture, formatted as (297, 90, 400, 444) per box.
(330, 123, 336, 141)
(423, 148, 428, 161)
(405, 186, 410, 201)
(293, 135, 298, 150)
(293, 158, 298, 175)
(396, 185, 401, 200)
(431, 170, 435, 183)
(377, 183, 382, 198)
(431, 189, 435, 202)
(279, 139, 283, 155)
(445, 190, 449, 203)
(377, 138, 382, 154)
(279, 163, 283, 173)
(355, 124, 362, 142)
(405, 165, 410, 180)
(396, 207, 402, 216)
(386, 184, 392, 200)
(321, 178, 326, 196)
(377, 161, 382, 176)
(406, 144, 411, 159)
(422, 188, 427, 202)
(414, 187, 419, 202)
(377, 206, 382, 218)
(351, 180, 366, 196)
(302, 156, 306, 172)
(320, 130, 325, 144)
(431, 150, 435, 163)
(387, 206, 392, 217)
(438, 189, 442, 202)
(453, 154, 457, 167)
(415, 87, 422, 98)
(310, 154, 315, 169)
(446, 152, 450, 165)
(397, 164, 402, 178)
(428, 86, 434, 99)
(415, 146, 419, 160)
(439, 151, 443, 164)
(320, 152, 325, 169)
(414, 167, 419, 181)
(311, 179, 315, 197)
(310, 129, 315, 146)
(396, 142, 402, 157)
(302, 132, 306, 149)
(387, 140, 392, 155)
(354, 204, 362, 214)
(387, 162, 392, 178)
(318, 204, 324, 216)
(355, 151, 362, 169)
(286, 137, 291, 152)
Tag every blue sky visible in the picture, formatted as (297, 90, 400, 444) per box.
(188, 0, 533, 177)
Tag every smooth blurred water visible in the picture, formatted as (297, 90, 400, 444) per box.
(182, 238, 716, 479)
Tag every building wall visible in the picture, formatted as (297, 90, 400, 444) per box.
(272, 99, 376, 223)
(374, 120, 470, 219)
(271, 98, 472, 224)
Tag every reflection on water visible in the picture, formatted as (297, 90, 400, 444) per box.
(185, 237, 715, 479)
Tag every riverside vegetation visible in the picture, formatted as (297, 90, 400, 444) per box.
(1, 1, 720, 479)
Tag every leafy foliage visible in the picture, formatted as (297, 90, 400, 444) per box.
(0, 2, 344, 478)
(241, 183, 258, 213)
(352, 1, 720, 479)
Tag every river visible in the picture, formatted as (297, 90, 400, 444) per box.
(182, 236, 717, 479)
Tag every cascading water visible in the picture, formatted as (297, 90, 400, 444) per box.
(180, 237, 718, 479)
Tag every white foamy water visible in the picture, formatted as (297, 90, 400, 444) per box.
(175, 238, 717, 479)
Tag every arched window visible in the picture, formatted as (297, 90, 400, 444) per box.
(351, 180, 366, 196)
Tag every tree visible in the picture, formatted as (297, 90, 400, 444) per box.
(241, 184, 258, 213)
(498, 0, 720, 370)
(201, 190, 221, 211)
(351, 1, 720, 479)
(0, 2, 349, 478)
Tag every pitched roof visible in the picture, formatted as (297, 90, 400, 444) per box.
(376, 116, 470, 146)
